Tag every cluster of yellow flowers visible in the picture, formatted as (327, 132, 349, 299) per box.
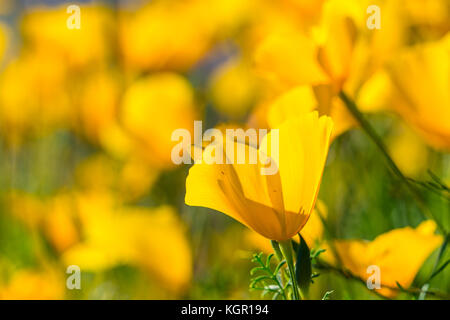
(0, 0, 447, 299)
(183, 0, 448, 298)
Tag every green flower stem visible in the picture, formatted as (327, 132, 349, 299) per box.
(279, 240, 301, 300)
(271, 240, 283, 261)
(339, 91, 446, 234)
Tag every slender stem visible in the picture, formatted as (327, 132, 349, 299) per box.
(339, 91, 446, 234)
(420, 235, 449, 300)
(339, 91, 405, 180)
(279, 240, 301, 300)
(271, 240, 288, 299)
(315, 259, 450, 300)
(271, 240, 283, 261)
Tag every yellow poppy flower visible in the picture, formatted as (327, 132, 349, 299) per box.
(0, 51, 71, 144)
(78, 70, 120, 144)
(266, 85, 356, 140)
(75, 154, 159, 202)
(254, 0, 361, 92)
(186, 111, 333, 241)
(6, 192, 79, 253)
(387, 34, 450, 151)
(121, 72, 198, 169)
(0, 270, 64, 300)
(253, 3, 357, 139)
(42, 195, 79, 253)
(62, 193, 192, 294)
(209, 58, 260, 119)
(403, 0, 449, 31)
(254, 0, 406, 139)
(387, 124, 429, 177)
(22, 5, 113, 68)
(324, 220, 443, 298)
(279, 0, 325, 24)
(119, 0, 212, 71)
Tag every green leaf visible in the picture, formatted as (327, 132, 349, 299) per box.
(265, 253, 275, 268)
(322, 290, 334, 300)
(295, 234, 312, 292)
(429, 259, 450, 281)
(291, 239, 299, 253)
(311, 248, 326, 259)
(249, 252, 288, 300)
(250, 266, 265, 275)
(274, 260, 286, 275)
(251, 275, 273, 284)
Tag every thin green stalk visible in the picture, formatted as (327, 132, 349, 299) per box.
(339, 91, 446, 234)
(279, 240, 301, 300)
(315, 259, 450, 300)
(420, 235, 449, 300)
(271, 240, 283, 261)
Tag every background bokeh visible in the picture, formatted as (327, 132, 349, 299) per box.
(0, 0, 448, 299)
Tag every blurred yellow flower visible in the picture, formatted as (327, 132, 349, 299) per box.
(78, 70, 120, 144)
(254, 0, 363, 92)
(0, 270, 64, 300)
(266, 85, 355, 140)
(387, 124, 429, 177)
(324, 220, 443, 297)
(62, 193, 192, 293)
(22, 5, 113, 68)
(75, 154, 159, 202)
(121, 72, 198, 169)
(43, 195, 79, 253)
(280, 0, 325, 24)
(404, 0, 450, 34)
(355, 69, 393, 113)
(387, 34, 450, 151)
(7, 192, 79, 253)
(253, 2, 358, 139)
(255, 31, 328, 90)
(209, 58, 260, 119)
(120, 1, 212, 71)
(120, 0, 253, 71)
(253, 0, 409, 139)
(6, 191, 46, 229)
(0, 52, 71, 144)
(186, 112, 333, 241)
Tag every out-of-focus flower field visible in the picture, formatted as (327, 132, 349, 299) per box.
(0, 0, 448, 300)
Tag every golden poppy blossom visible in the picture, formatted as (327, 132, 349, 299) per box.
(0, 270, 64, 300)
(252, 2, 357, 138)
(209, 58, 260, 119)
(253, 0, 408, 139)
(121, 72, 198, 169)
(22, 5, 113, 68)
(185, 112, 333, 241)
(323, 220, 443, 298)
(6, 192, 78, 253)
(387, 34, 450, 151)
(62, 192, 192, 294)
